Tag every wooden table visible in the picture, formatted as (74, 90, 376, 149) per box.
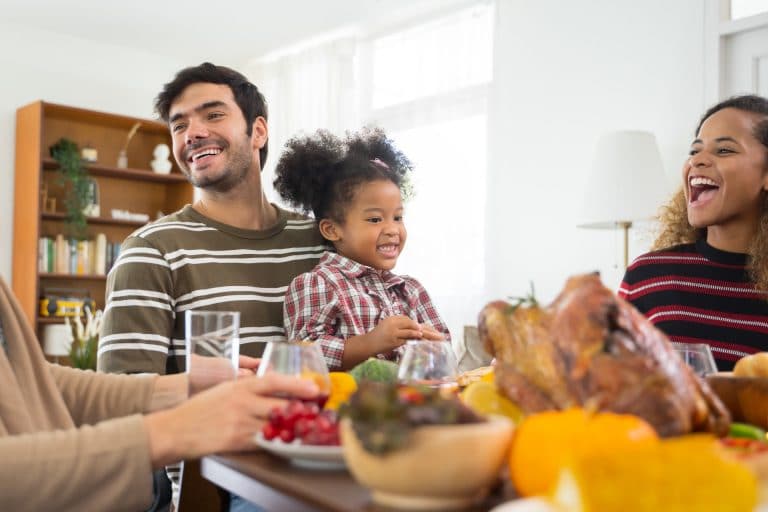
(201, 450, 512, 512)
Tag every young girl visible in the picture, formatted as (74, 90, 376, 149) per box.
(273, 128, 449, 371)
(619, 94, 768, 370)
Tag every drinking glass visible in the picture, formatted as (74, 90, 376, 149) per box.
(672, 342, 718, 377)
(185, 310, 240, 395)
(397, 340, 459, 391)
(256, 341, 332, 408)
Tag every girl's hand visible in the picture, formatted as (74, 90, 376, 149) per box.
(370, 315, 423, 351)
(420, 325, 445, 341)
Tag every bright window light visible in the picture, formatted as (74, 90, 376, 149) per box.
(391, 114, 487, 342)
(371, 5, 493, 109)
(730, 0, 768, 20)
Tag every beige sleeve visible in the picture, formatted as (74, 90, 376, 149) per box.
(0, 415, 153, 512)
(50, 364, 156, 426)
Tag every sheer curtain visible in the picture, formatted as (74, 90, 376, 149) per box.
(245, 37, 361, 203)
(245, 2, 494, 354)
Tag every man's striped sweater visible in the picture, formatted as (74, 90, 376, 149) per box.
(618, 238, 768, 371)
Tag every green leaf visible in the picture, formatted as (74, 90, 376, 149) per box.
(50, 138, 90, 240)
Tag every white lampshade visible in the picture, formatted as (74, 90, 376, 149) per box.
(43, 324, 72, 357)
(578, 130, 668, 228)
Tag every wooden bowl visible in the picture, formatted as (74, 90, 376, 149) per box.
(706, 372, 768, 428)
(340, 417, 514, 510)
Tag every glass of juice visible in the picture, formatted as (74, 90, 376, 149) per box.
(256, 341, 331, 407)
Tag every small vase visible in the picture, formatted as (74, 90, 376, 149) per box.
(82, 178, 100, 217)
(117, 149, 128, 169)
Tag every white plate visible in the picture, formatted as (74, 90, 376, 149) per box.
(255, 432, 346, 470)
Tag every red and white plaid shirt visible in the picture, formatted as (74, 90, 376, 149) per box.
(283, 251, 450, 370)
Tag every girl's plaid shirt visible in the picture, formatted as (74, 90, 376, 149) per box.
(283, 251, 450, 370)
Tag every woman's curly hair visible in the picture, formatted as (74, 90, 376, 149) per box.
(273, 127, 413, 223)
(653, 94, 768, 293)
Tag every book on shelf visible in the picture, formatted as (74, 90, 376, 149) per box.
(39, 233, 121, 276)
(94, 234, 107, 275)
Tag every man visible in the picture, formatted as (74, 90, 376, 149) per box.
(98, 62, 325, 510)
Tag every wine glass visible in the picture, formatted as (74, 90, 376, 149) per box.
(256, 341, 332, 407)
(672, 342, 718, 377)
(185, 310, 240, 396)
(397, 340, 459, 391)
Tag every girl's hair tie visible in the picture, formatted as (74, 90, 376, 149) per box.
(370, 158, 390, 169)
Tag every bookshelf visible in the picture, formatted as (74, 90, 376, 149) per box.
(12, 101, 193, 342)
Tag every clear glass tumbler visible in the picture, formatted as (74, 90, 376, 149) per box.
(185, 310, 240, 395)
(397, 340, 459, 391)
(671, 342, 717, 377)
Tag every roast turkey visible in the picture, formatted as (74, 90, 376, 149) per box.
(478, 273, 730, 437)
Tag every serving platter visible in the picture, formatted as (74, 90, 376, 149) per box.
(255, 432, 346, 470)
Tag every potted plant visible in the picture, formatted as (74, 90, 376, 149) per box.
(64, 306, 102, 370)
(50, 138, 95, 239)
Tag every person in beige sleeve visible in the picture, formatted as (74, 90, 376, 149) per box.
(0, 277, 318, 512)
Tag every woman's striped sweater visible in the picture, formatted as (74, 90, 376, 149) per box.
(618, 238, 768, 371)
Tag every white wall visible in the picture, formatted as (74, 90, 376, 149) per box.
(485, 0, 706, 304)
(0, 24, 187, 283)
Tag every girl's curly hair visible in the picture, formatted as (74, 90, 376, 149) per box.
(273, 127, 413, 223)
(653, 94, 768, 293)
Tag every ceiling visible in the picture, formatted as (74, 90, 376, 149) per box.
(2, 0, 463, 65)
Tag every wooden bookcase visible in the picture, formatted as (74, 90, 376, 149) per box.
(12, 101, 193, 341)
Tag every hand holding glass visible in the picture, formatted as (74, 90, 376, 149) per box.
(672, 342, 717, 377)
(185, 310, 240, 396)
(256, 342, 331, 407)
(397, 340, 459, 391)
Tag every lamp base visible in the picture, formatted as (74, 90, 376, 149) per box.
(617, 221, 632, 269)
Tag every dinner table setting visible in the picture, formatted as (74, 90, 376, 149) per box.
(191, 273, 768, 512)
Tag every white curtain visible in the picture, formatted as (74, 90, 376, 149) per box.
(244, 37, 361, 203)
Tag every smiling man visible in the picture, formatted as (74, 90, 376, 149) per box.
(97, 63, 325, 510)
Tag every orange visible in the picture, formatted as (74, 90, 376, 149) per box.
(324, 372, 358, 410)
(553, 435, 756, 511)
(509, 408, 658, 497)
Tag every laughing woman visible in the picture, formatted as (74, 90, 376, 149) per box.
(619, 94, 768, 371)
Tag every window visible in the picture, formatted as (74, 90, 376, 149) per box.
(730, 0, 768, 20)
(362, 3, 494, 343)
(370, 6, 493, 108)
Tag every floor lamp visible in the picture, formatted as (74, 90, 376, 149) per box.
(578, 130, 668, 269)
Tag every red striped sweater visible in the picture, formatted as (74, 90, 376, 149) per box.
(618, 238, 768, 371)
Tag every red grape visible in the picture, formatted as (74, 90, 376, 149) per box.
(279, 428, 295, 443)
(262, 423, 278, 441)
(263, 398, 340, 446)
(268, 406, 284, 428)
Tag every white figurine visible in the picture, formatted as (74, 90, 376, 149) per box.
(150, 143, 172, 174)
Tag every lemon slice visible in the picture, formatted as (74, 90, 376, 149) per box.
(461, 380, 522, 423)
